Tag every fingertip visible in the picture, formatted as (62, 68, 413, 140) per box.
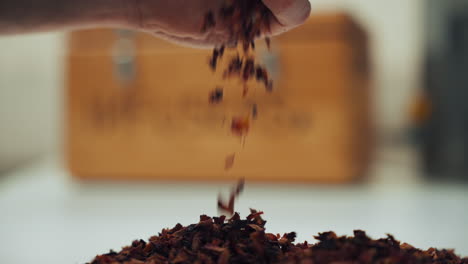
(263, 0, 311, 27)
(295, 0, 312, 25)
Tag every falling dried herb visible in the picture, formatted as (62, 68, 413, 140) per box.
(202, 0, 277, 170)
(255, 66, 269, 87)
(223, 55, 243, 79)
(214, 53, 272, 93)
(89, 210, 468, 264)
(204, 0, 273, 119)
(209, 87, 224, 104)
(242, 58, 255, 81)
(209, 47, 225, 71)
(217, 178, 245, 215)
(224, 153, 236, 171)
(252, 104, 258, 119)
(217, 0, 273, 46)
(230, 116, 250, 137)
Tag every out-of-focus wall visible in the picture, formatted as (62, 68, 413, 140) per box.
(0, 0, 424, 171)
(0, 33, 64, 172)
(311, 0, 425, 137)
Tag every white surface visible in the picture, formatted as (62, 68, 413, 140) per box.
(1, 155, 467, 264)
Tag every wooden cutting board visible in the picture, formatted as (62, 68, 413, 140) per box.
(66, 12, 373, 183)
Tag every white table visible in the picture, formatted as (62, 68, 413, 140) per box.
(1, 152, 467, 264)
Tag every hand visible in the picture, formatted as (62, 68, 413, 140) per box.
(132, 0, 311, 48)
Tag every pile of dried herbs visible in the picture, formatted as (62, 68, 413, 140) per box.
(88, 210, 468, 264)
(89, 181, 467, 264)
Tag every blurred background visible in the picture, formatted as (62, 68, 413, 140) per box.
(1, 0, 468, 263)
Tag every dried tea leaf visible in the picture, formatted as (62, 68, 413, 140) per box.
(209, 87, 224, 104)
(224, 153, 236, 171)
(231, 116, 250, 137)
(217, 179, 245, 216)
(248, 224, 265, 232)
(218, 249, 230, 264)
(252, 104, 258, 119)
